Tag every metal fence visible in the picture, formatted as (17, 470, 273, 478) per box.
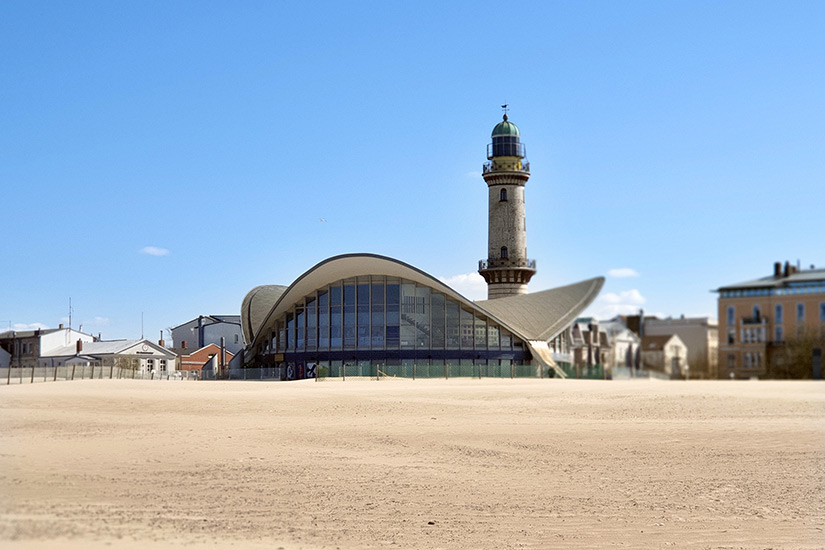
(1, 366, 191, 384)
(223, 362, 545, 381)
(3, 364, 672, 385)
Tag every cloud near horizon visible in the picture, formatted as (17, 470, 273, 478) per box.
(607, 268, 640, 278)
(5, 322, 50, 332)
(438, 272, 487, 301)
(140, 246, 170, 257)
(587, 288, 648, 320)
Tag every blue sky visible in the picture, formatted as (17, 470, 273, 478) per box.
(2, 1, 823, 342)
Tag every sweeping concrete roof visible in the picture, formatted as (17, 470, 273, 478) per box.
(475, 276, 605, 342)
(244, 253, 604, 350)
(241, 285, 289, 344)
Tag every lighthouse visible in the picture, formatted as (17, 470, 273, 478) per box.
(478, 110, 536, 299)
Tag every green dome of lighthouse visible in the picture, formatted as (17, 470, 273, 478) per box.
(491, 114, 520, 138)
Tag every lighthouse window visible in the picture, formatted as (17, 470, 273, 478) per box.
(500, 189, 508, 202)
(500, 246, 508, 259)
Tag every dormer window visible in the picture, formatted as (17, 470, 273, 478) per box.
(500, 188, 508, 202)
(500, 246, 508, 259)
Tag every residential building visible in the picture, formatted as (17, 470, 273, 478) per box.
(171, 315, 244, 356)
(0, 325, 95, 369)
(43, 338, 177, 374)
(600, 317, 641, 370)
(716, 261, 825, 379)
(177, 343, 235, 375)
(644, 316, 718, 379)
(641, 334, 688, 379)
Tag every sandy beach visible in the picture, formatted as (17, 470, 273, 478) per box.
(1, 378, 823, 549)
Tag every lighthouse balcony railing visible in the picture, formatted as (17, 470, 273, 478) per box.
(479, 259, 537, 271)
(487, 142, 526, 159)
(483, 161, 530, 174)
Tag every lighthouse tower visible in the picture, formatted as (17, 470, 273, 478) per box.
(478, 111, 536, 299)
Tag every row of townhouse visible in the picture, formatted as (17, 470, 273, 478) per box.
(1, 315, 242, 377)
(547, 315, 717, 379)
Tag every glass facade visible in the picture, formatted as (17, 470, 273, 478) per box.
(262, 276, 529, 377)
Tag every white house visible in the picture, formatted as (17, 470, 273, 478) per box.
(644, 316, 718, 379)
(641, 334, 689, 379)
(43, 339, 178, 374)
(600, 318, 641, 369)
(0, 326, 95, 369)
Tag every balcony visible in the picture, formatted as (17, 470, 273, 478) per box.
(479, 258, 537, 271)
(483, 160, 530, 174)
(741, 315, 769, 325)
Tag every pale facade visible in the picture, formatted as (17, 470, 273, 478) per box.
(641, 334, 688, 378)
(171, 315, 244, 355)
(0, 326, 95, 369)
(600, 318, 641, 369)
(644, 316, 718, 379)
(43, 339, 178, 374)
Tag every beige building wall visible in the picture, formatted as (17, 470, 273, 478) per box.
(717, 272, 824, 379)
(645, 317, 718, 379)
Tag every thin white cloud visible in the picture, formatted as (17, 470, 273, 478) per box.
(587, 289, 647, 320)
(140, 246, 170, 257)
(600, 289, 646, 305)
(6, 322, 50, 332)
(607, 268, 640, 278)
(467, 170, 482, 179)
(438, 272, 487, 301)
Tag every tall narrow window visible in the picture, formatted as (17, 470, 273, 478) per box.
(500, 188, 508, 201)
(775, 304, 783, 324)
(797, 303, 805, 321)
(500, 246, 508, 259)
(726, 305, 735, 325)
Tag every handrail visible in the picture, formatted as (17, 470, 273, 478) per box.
(479, 259, 537, 270)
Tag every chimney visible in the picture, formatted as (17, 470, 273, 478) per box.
(774, 262, 782, 277)
(783, 261, 790, 277)
(59, 323, 64, 329)
(159, 330, 165, 348)
(639, 309, 645, 338)
(220, 336, 226, 374)
(76, 339, 83, 353)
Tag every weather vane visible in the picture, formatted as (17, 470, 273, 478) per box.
(501, 103, 509, 115)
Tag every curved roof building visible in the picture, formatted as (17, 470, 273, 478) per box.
(240, 111, 604, 379)
(242, 254, 603, 378)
